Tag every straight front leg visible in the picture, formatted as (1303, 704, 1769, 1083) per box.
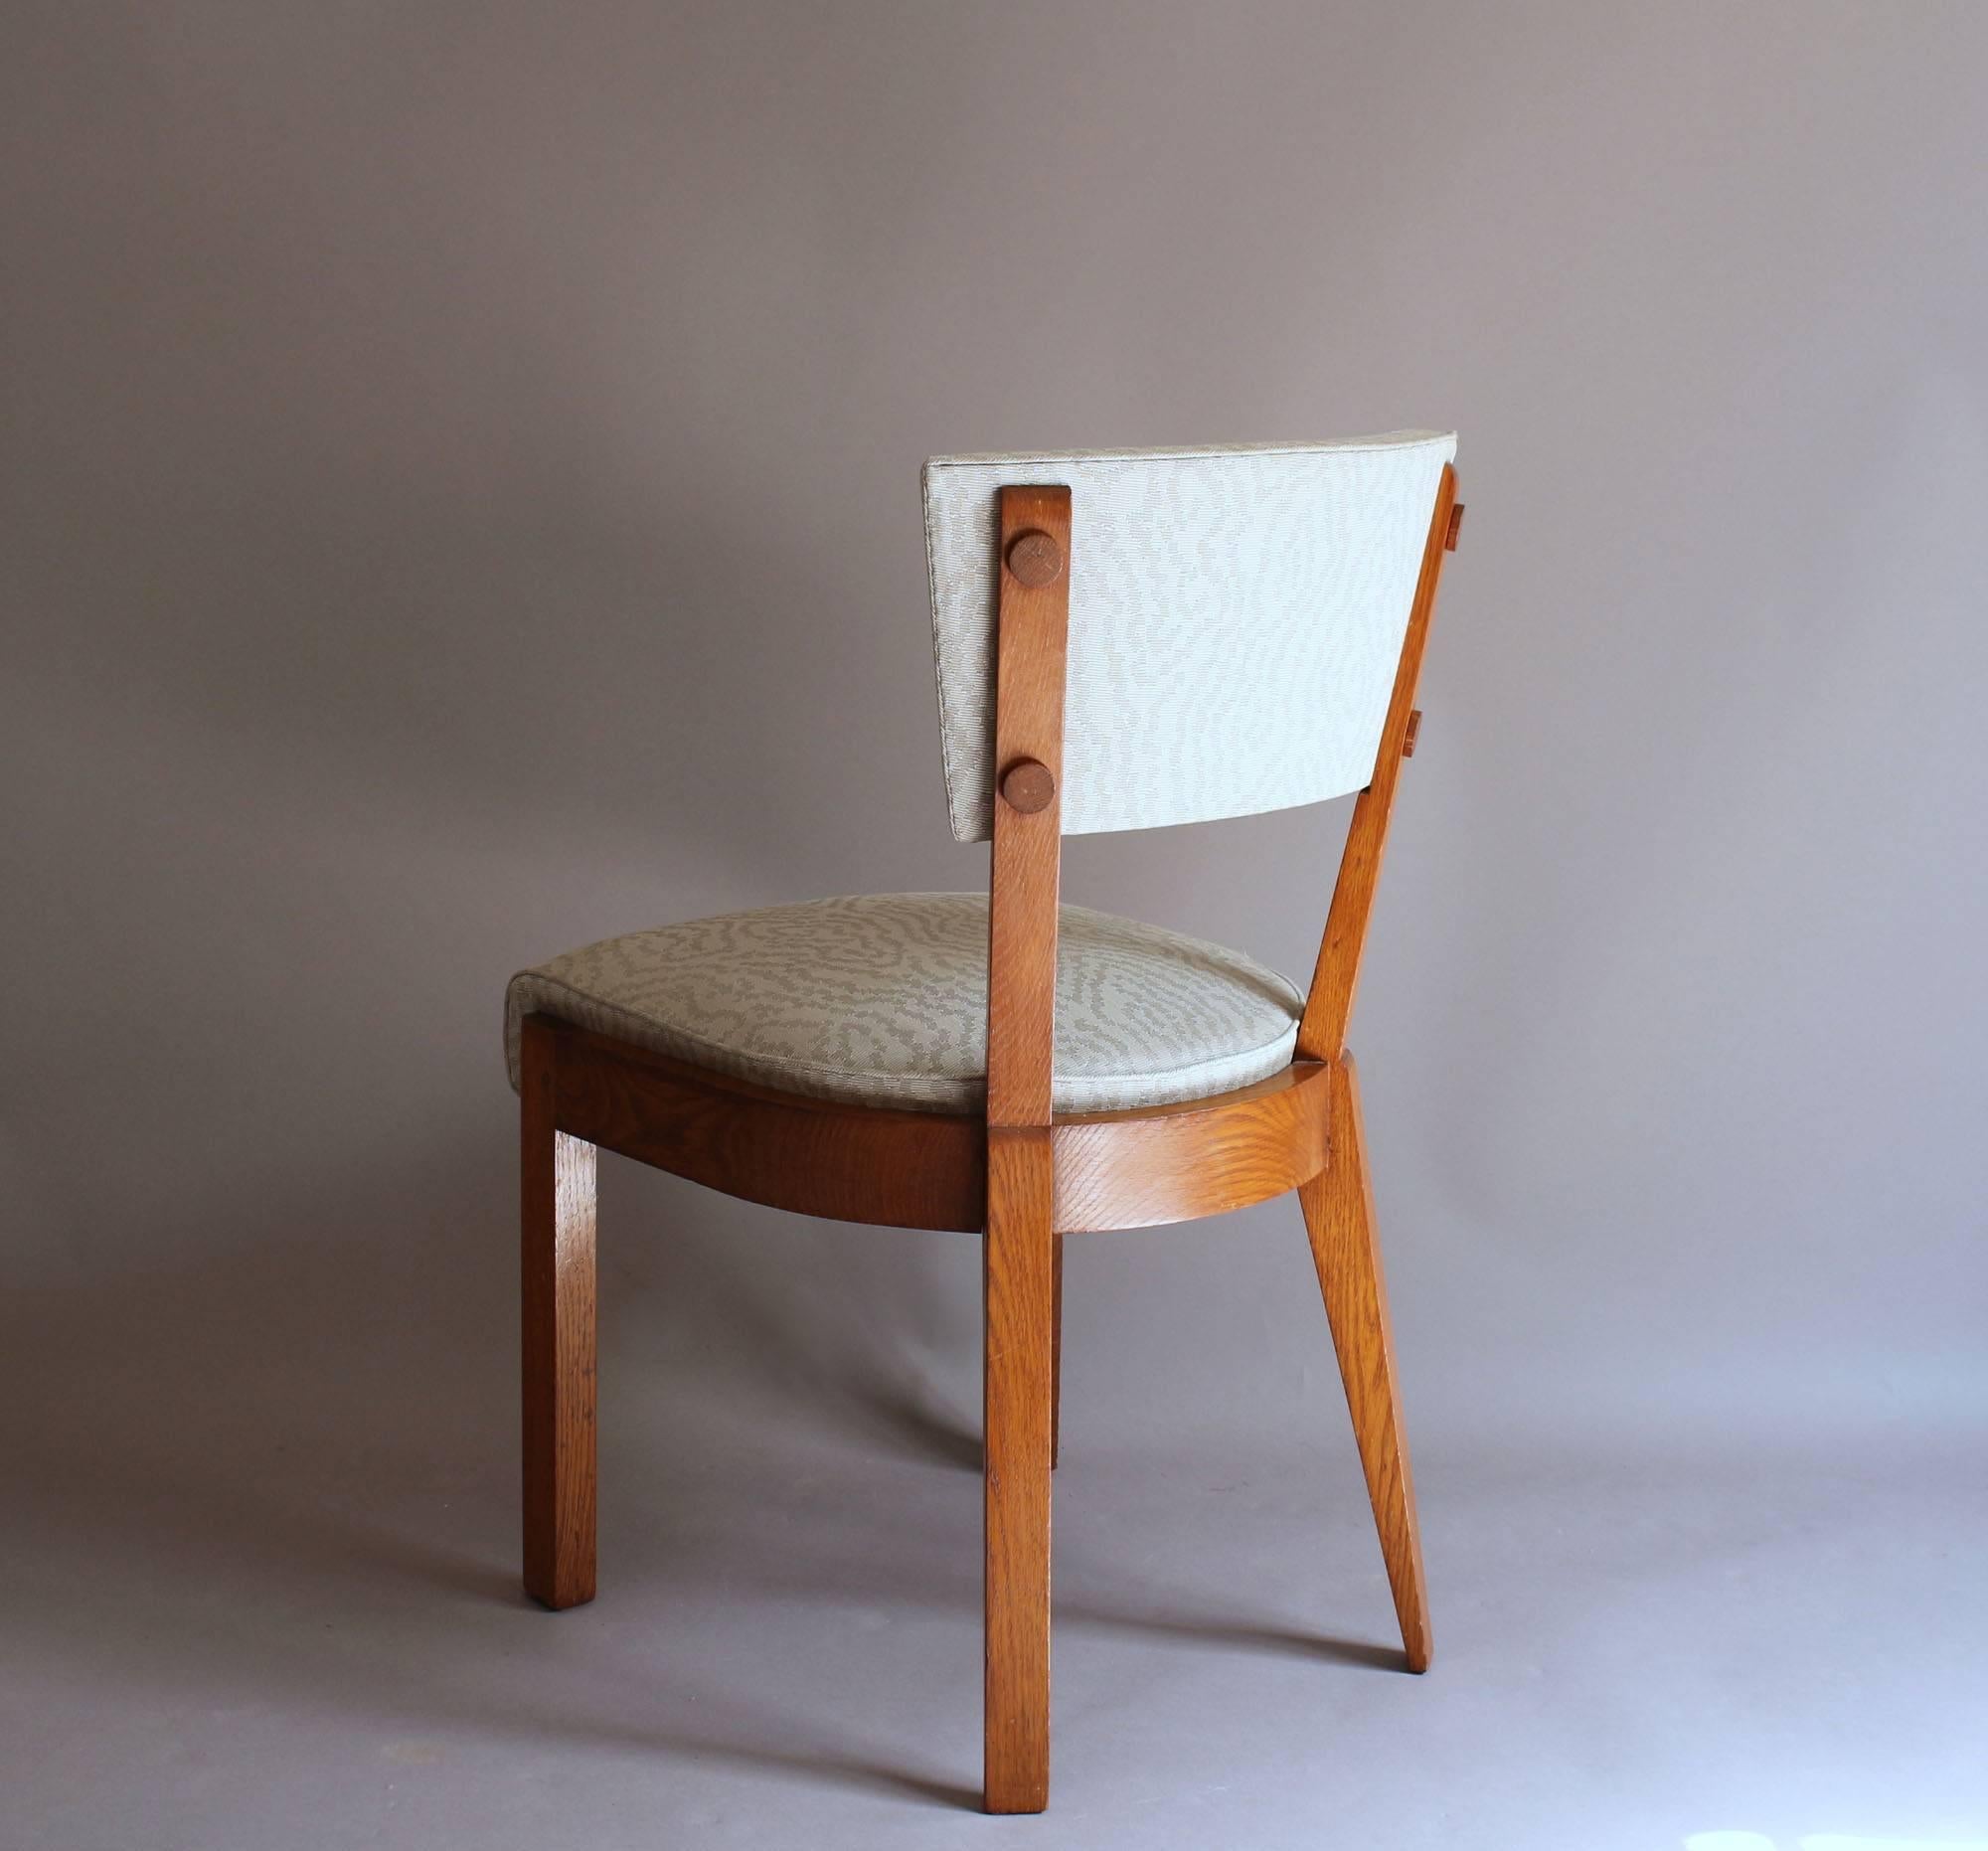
(984, 1125, 1056, 1813)
(1298, 1053, 1430, 1671)
(521, 1016, 598, 1610)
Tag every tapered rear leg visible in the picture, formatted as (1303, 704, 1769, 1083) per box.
(521, 1015, 598, 1610)
(1298, 1052, 1430, 1671)
(984, 1126, 1055, 1812)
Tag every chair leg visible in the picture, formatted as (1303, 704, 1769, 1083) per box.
(521, 1018, 598, 1610)
(1297, 1053, 1430, 1672)
(1051, 1231, 1064, 1471)
(983, 1126, 1055, 1813)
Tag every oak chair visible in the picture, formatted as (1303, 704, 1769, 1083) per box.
(506, 431, 1463, 1813)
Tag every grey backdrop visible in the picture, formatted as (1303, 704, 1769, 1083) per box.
(5, 5, 1984, 1848)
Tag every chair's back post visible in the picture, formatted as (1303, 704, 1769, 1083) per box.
(1295, 463, 1462, 1063)
(985, 483, 1072, 1126)
(981, 482, 1069, 1814)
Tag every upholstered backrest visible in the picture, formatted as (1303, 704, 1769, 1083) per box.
(923, 431, 1456, 842)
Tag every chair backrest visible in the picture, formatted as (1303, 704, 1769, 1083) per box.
(923, 431, 1457, 843)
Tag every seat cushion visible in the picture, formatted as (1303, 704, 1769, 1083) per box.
(504, 893, 1302, 1114)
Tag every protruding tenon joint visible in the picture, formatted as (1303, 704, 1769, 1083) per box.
(1000, 758, 1056, 813)
(1444, 503, 1464, 552)
(1403, 710, 1422, 758)
(1006, 530, 1064, 588)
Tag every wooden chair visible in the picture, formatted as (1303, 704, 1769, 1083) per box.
(508, 432, 1463, 1813)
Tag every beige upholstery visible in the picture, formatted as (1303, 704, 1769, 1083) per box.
(506, 893, 1301, 1114)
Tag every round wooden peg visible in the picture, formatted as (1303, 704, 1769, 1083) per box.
(1006, 529, 1064, 588)
(1000, 758, 1057, 813)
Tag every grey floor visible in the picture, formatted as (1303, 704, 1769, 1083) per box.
(5, 1172, 1984, 1851)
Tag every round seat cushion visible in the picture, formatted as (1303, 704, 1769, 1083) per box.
(505, 893, 1301, 1115)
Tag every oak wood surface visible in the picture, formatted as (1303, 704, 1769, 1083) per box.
(547, 1018, 987, 1233)
(532, 1020, 1334, 1237)
(520, 1014, 599, 1610)
(982, 1123, 1056, 1813)
(1296, 464, 1458, 1063)
(1298, 1054, 1430, 1671)
(980, 485, 1071, 1813)
(1052, 1060, 1329, 1231)
(985, 485, 1071, 1131)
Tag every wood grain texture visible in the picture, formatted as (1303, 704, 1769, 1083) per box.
(1298, 1053, 1429, 1671)
(985, 483, 1071, 1130)
(520, 1014, 598, 1610)
(981, 484, 1071, 1813)
(983, 1123, 1056, 1814)
(543, 1017, 986, 1232)
(1052, 1060, 1329, 1232)
(531, 1014, 1330, 1238)
(1296, 463, 1458, 1063)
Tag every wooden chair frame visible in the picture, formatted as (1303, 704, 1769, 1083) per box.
(519, 464, 1461, 1813)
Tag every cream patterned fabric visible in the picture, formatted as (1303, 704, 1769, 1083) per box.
(923, 431, 1457, 843)
(505, 893, 1301, 1114)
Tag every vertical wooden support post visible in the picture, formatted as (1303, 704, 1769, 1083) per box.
(521, 1014, 598, 1610)
(984, 1123, 1056, 1808)
(981, 483, 1070, 1814)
